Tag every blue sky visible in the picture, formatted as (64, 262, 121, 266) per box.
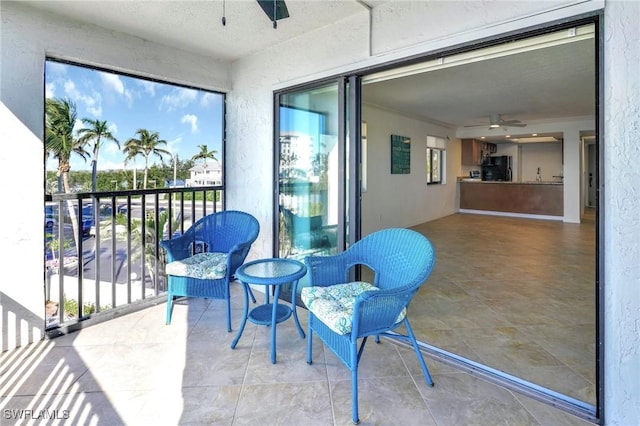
(45, 60, 224, 172)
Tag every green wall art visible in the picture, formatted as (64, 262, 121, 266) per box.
(391, 134, 411, 174)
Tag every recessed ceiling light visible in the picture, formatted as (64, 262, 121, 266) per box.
(532, 133, 538, 136)
(480, 136, 485, 139)
(506, 135, 511, 138)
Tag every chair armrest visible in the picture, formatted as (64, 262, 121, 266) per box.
(351, 286, 416, 337)
(160, 235, 191, 262)
(226, 240, 254, 277)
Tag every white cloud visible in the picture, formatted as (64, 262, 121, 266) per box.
(100, 72, 134, 106)
(200, 92, 219, 108)
(161, 87, 197, 111)
(47, 61, 68, 78)
(138, 80, 158, 96)
(100, 72, 124, 94)
(45, 82, 56, 99)
(181, 114, 198, 133)
(73, 118, 86, 135)
(104, 141, 121, 155)
(64, 79, 103, 117)
(63, 79, 77, 95)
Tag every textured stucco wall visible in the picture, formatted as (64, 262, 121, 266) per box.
(603, 1, 640, 423)
(225, 13, 370, 259)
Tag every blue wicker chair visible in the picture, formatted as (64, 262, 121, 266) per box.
(302, 228, 436, 424)
(160, 210, 259, 332)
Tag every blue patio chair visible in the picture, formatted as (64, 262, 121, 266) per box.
(302, 228, 436, 424)
(161, 210, 259, 332)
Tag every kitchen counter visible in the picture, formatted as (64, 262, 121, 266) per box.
(459, 180, 563, 217)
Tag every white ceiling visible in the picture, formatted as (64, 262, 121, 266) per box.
(24, 1, 596, 140)
(23, 0, 370, 61)
(363, 37, 595, 126)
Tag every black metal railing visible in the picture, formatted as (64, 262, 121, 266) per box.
(44, 186, 224, 335)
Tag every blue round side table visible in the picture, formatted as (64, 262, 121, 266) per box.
(230, 257, 306, 364)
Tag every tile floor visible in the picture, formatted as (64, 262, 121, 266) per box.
(0, 213, 596, 425)
(408, 213, 596, 406)
(2, 295, 593, 424)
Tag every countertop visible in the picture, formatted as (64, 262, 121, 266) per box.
(458, 178, 563, 185)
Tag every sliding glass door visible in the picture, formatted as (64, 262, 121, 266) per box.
(272, 17, 600, 421)
(274, 78, 360, 291)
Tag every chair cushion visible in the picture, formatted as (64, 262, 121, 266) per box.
(301, 282, 406, 335)
(165, 252, 227, 280)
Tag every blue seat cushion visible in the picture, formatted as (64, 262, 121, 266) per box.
(165, 252, 227, 280)
(301, 282, 406, 335)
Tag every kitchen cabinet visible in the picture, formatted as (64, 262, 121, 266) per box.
(461, 139, 496, 166)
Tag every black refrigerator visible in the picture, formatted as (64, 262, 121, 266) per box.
(481, 155, 512, 181)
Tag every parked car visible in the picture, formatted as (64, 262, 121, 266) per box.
(45, 214, 56, 229)
(45, 204, 57, 229)
(45, 203, 96, 237)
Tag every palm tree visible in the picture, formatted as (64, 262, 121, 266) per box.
(45, 97, 90, 255)
(123, 129, 170, 189)
(192, 144, 218, 167)
(123, 143, 142, 190)
(77, 119, 120, 192)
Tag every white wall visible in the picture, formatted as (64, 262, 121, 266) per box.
(2, 0, 639, 423)
(0, 102, 46, 348)
(603, 1, 640, 424)
(360, 104, 457, 235)
(519, 143, 563, 182)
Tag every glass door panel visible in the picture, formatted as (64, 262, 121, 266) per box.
(277, 83, 341, 262)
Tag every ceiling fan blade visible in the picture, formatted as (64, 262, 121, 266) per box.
(257, 0, 290, 21)
(464, 115, 527, 128)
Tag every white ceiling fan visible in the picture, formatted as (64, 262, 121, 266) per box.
(465, 113, 527, 129)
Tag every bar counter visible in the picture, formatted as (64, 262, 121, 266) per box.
(459, 180, 563, 217)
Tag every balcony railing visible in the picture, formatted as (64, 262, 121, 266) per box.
(44, 186, 224, 336)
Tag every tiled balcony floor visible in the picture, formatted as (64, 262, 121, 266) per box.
(2, 284, 593, 425)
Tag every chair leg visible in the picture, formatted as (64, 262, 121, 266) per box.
(225, 296, 232, 332)
(351, 341, 360, 425)
(166, 293, 173, 325)
(306, 319, 313, 364)
(405, 318, 434, 386)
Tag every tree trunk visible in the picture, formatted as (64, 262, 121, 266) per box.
(133, 167, 137, 190)
(91, 142, 100, 192)
(62, 171, 81, 258)
(143, 156, 149, 189)
(91, 159, 98, 192)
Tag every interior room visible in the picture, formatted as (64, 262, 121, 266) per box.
(358, 23, 596, 407)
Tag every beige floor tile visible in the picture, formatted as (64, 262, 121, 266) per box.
(1, 214, 597, 425)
